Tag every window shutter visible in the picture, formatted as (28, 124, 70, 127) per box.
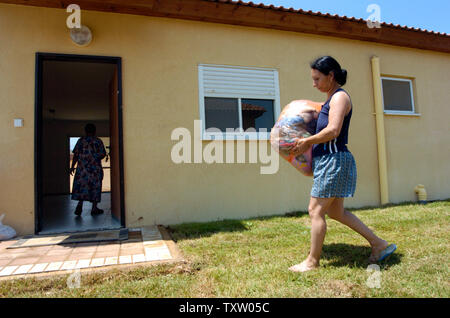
(200, 65, 277, 98)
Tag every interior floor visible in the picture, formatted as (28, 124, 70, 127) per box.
(40, 192, 120, 235)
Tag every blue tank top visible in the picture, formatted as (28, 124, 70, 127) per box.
(312, 88, 352, 158)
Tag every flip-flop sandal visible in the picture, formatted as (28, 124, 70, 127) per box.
(377, 243, 397, 262)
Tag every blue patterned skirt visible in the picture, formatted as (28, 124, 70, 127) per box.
(311, 151, 357, 198)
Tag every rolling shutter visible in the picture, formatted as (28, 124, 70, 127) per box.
(199, 65, 277, 98)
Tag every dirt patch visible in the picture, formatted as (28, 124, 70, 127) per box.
(317, 279, 357, 297)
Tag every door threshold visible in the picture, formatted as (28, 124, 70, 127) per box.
(37, 226, 124, 236)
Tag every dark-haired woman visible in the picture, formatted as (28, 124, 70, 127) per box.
(70, 123, 107, 216)
(289, 56, 396, 272)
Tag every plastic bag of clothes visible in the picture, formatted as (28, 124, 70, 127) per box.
(0, 214, 16, 241)
(270, 100, 322, 176)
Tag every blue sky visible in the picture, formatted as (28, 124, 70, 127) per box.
(257, 0, 449, 34)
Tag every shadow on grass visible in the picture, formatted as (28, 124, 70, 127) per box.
(166, 199, 450, 242)
(167, 212, 309, 241)
(321, 243, 403, 269)
(167, 219, 250, 241)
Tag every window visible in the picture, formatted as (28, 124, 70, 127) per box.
(381, 77, 416, 115)
(199, 64, 280, 140)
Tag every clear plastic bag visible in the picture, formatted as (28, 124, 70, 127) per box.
(270, 100, 321, 176)
(0, 214, 16, 241)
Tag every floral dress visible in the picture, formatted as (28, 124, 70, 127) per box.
(71, 136, 106, 203)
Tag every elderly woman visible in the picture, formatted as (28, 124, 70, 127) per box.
(288, 56, 396, 272)
(70, 123, 107, 216)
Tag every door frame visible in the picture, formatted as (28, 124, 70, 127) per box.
(34, 52, 125, 234)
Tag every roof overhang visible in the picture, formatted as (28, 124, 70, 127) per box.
(1, 0, 449, 53)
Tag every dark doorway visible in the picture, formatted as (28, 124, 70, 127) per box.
(35, 53, 125, 234)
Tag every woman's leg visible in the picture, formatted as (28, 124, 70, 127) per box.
(307, 197, 335, 264)
(326, 198, 388, 260)
(91, 201, 104, 215)
(74, 200, 83, 215)
(289, 196, 335, 272)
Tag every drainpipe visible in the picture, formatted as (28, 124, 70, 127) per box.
(371, 56, 390, 205)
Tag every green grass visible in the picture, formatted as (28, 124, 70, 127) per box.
(1, 200, 449, 298)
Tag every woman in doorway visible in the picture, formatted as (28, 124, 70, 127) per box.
(70, 123, 107, 216)
(288, 56, 396, 272)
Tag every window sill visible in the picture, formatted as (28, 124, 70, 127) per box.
(383, 111, 421, 117)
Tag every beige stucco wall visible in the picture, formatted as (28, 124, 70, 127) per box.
(0, 4, 449, 235)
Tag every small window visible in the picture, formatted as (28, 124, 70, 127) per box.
(199, 64, 280, 140)
(381, 77, 415, 114)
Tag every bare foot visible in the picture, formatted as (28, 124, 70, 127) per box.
(369, 239, 389, 263)
(289, 259, 319, 273)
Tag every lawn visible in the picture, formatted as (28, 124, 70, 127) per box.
(0, 200, 449, 298)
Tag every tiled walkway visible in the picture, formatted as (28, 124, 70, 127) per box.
(0, 226, 182, 280)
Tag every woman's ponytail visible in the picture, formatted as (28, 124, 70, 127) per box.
(310, 56, 348, 86)
(335, 69, 347, 86)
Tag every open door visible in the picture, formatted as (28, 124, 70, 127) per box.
(35, 53, 125, 234)
(109, 66, 123, 223)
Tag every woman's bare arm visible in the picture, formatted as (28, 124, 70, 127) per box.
(291, 92, 350, 155)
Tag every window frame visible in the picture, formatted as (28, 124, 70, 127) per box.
(381, 76, 416, 115)
(198, 64, 281, 140)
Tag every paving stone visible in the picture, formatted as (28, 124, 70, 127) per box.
(9, 257, 41, 266)
(90, 258, 105, 267)
(0, 266, 19, 276)
(0, 259, 11, 267)
(0, 252, 28, 260)
(46, 249, 73, 256)
(145, 246, 172, 261)
(75, 259, 91, 269)
(104, 257, 118, 266)
(72, 246, 98, 253)
(29, 263, 49, 274)
(0, 241, 16, 248)
(13, 264, 34, 275)
(93, 251, 119, 258)
(61, 260, 77, 271)
(120, 242, 143, 249)
(45, 262, 63, 272)
(145, 252, 162, 262)
(38, 255, 68, 263)
(66, 253, 95, 261)
(132, 254, 146, 263)
(119, 255, 132, 264)
(95, 245, 120, 253)
(0, 253, 15, 260)
(142, 240, 166, 247)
